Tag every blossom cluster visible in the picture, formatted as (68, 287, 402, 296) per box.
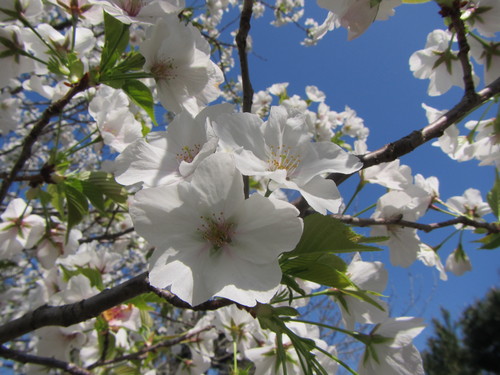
(0, 0, 498, 374)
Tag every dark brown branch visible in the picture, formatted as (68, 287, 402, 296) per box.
(294, 77, 500, 215)
(78, 227, 135, 244)
(331, 214, 500, 234)
(336, 76, 500, 185)
(148, 286, 235, 311)
(236, 0, 254, 113)
(0, 273, 237, 345)
(0, 345, 92, 375)
(0, 272, 150, 345)
(236, 0, 255, 199)
(445, 1, 477, 98)
(0, 74, 90, 207)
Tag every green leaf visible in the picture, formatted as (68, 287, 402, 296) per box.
(48, 184, 65, 217)
(280, 253, 351, 289)
(487, 172, 500, 219)
(479, 233, 500, 250)
(63, 182, 89, 231)
(121, 79, 156, 125)
(100, 12, 130, 73)
(114, 51, 145, 72)
(79, 171, 128, 211)
(287, 214, 381, 256)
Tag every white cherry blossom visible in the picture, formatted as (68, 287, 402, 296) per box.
(445, 246, 472, 276)
(358, 317, 426, 375)
(213, 106, 362, 214)
(0, 198, 45, 260)
(93, 0, 185, 24)
(130, 153, 303, 306)
(410, 30, 478, 96)
(140, 14, 223, 114)
(114, 104, 232, 188)
(317, 0, 401, 40)
(334, 253, 389, 330)
(371, 188, 431, 267)
(417, 243, 447, 281)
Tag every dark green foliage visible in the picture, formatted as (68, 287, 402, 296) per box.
(423, 288, 500, 375)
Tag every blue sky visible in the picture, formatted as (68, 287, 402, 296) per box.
(243, 1, 500, 351)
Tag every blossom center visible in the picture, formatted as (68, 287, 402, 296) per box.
(176, 144, 201, 163)
(150, 59, 177, 81)
(197, 212, 235, 252)
(266, 145, 301, 176)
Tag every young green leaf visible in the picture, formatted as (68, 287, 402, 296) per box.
(487, 172, 500, 220)
(121, 79, 157, 125)
(287, 214, 381, 256)
(100, 12, 130, 74)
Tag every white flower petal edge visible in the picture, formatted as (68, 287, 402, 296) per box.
(130, 153, 303, 306)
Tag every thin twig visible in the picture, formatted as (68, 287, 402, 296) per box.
(0, 74, 90, 207)
(87, 326, 214, 370)
(0, 345, 92, 375)
(445, 0, 477, 98)
(331, 214, 500, 234)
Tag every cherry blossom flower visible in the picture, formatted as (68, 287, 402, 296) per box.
(0, 91, 21, 134)
(0, 198, 45, 260)
(410, 30, 479, 96)
(94, 0, 185, 24)
(317, 0, 401, 40)
(140, 14, 223, 114)
(114, 104, 232, 188)
(464, 117, 500, 168)
(102, 304, 141, 331)
(445, 245, 472, 276)
(213, 106, 362, 214)
(469, 37, 500, 86)
(361, 160, 413, 190)
(35, 222, 82, 269)
(0, 25, 36, 88)
(89, 85, 143, 153)
(246, 321, 338, 375)
(446, 188, 491, 223)
(333, 253, 388, 330)
(130, 153, 303, 306)
(463, 0, 500, 38)
(0, 0, 43, 22)
(358, 317, 425, 375)
(417, 243, 447, 281)
(371, 188, 430, 267)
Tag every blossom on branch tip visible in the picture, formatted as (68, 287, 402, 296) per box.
(130, 153, 303, 306)
(140, 14, 223, 115)
(409, 30, 479, 96)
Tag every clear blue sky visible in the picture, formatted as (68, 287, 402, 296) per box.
(244, 1, 500, 351)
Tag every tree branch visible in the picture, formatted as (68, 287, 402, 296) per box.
(443, 0, 477, 98)
(0, 74, 90, 206)
(236, 0, 255, 199)
(336, 76, 500, 185)
(0, 273, 237, 345)
(0, 272, 150, 345)
(0, 345, 92, 375)
(236, 0, 254, 114)
(331, 214, 500, 234)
